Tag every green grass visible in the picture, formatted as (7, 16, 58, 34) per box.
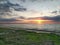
(0, 28, 60, 45)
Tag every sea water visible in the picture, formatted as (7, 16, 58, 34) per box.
(0, 24, 60, 31)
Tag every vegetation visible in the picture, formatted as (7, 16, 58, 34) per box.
(0, 28, 60, 45)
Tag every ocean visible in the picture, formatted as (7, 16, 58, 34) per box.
(0, 24, 60, 31)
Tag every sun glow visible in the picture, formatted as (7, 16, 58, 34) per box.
(15, 18, 54, 24)
(33, 20, 53, 24)
(34, 20, 42, 24)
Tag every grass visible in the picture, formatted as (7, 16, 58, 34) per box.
(0, 28, 60, 45)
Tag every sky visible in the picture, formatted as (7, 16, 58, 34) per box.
(9, 0, 60, 17)
(0, 0, 60, 24)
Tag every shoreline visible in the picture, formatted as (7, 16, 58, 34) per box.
(0, 27, 60, 35)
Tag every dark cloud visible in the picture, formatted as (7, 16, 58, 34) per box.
(20, 0, 54, 3)
(44, 15, 60, 22)
(29, 0, 54, 2)
(51, 10, 60, 15)
(52, 15, 60, 22)
(0, 15, 60, 23)
(18, 16, 25, 19)
(27, 15, 60, 22)
(0, 18, 16, 22)
(0, 0, 27, 19)
(14, 7, 26, 11)
(0, 3, 10, 12)
(0, 16, 25, 22)
(0, 0, 27, 12)
(0, 0, 7, 1)
(51, 10, 57, 14)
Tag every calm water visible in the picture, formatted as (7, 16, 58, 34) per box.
(0, 24, 60, 31)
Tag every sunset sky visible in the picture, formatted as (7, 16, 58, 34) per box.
(0, 0, 60, 24)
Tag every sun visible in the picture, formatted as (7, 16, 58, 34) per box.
(34, 20, 44, 24)
(34, 20, 54, 24)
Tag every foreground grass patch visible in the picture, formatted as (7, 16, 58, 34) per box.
(0, 28, 60, 45)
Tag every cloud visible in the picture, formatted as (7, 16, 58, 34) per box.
(0, 0, 27, 19)
(20, 0, 55, 3)
(0, 18, 16, 23)
(51, 10, 57, 14)
(0, 16, 25, 22)
(0, 15, 60, 24)
(0, 1, 27, 12)
(0, 18, 16, 22)
(51, 10, 60, 15)
(20, 0, 26, 2)
(52, 15, 60, 22)
(29, 0, 54, 2)
(44, 15, 60, 22)
(14, 7, 26, 11)
(18, 16, 25, 19)
(27, 15, 60, 22)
